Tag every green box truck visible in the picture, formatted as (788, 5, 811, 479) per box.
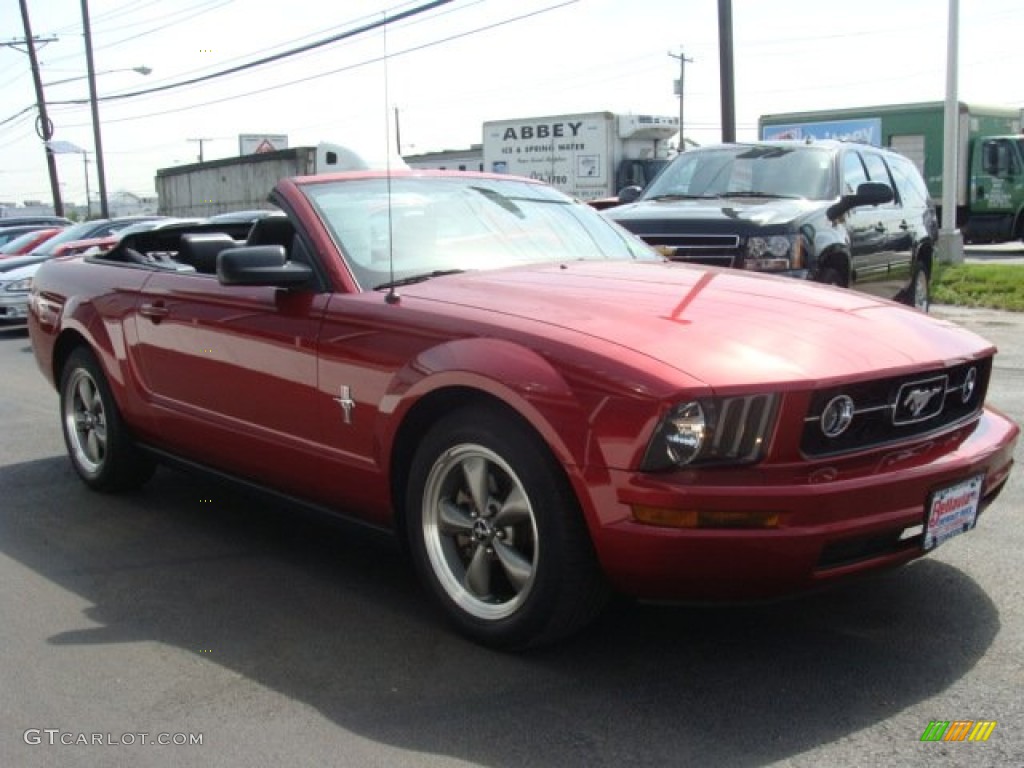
(759, 101, 1024, 243)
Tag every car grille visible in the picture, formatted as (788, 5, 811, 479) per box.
(800, 358, 992, 457)
(636, 232, 741, 267)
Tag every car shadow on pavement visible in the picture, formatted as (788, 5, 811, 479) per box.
(0, 456, 1000, 767)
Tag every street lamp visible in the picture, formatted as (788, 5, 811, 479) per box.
(43, 66, 151, 89)
(42, 63, 151, 219)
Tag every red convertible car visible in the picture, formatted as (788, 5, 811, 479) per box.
(28, 171, 1019, 648)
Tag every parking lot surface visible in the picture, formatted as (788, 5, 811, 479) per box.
(1, 302, 1021, 768)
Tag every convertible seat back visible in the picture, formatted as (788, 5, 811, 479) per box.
(178, 233, 241, 273)
(247, 216, 296, 258)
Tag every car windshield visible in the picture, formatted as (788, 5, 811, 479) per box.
(643, 144, 836, 201)
(303, 176, 659, 290)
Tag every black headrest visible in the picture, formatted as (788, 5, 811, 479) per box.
(247, 215, 295, 247)
(178, 233, 239, 273)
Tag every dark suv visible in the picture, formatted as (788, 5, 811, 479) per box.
(605, 140, 938, 310)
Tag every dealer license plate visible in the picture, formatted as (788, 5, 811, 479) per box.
(923, 474, 983, 551)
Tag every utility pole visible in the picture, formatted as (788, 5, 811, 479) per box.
(938, 0, 964, 264)
(10, 1, 63, 216)
(718, 0, 736, 143)
(394, 107, 402, 157)
(188, 138, 213, 163)
(668, 49, 693, 151)
(81, 0, 109, 218)
(82, 152, 92, 218)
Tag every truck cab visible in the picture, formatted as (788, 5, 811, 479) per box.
(968, 135, 1024, 243)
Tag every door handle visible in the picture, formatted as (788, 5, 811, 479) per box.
(139, 301, 169, 322)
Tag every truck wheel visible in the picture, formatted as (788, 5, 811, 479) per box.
(406, 406, 608, 649)
(906, 260, 930, 312)
(59, 347, 156, 492)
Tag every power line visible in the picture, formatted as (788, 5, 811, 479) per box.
(49, 0, 457, 107)
(47, 0, 161, 35)
(37, 0, 235, 67)
(50, 0, 578, 128)
(91, 0, 237, 51)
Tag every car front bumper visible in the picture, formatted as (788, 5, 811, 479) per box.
(0, 291, 29, 321)
(592, 407, 1019, 600)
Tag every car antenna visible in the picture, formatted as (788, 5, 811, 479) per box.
(382, 13, 400, 306)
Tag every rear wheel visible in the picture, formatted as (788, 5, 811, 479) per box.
(406, 406, 608, 649)
(59, 347, 156, 492)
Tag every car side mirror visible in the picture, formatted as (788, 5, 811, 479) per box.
(217, 245, 313, 288)
(827, 181, 894, 220)
(617, 185, 644, 204)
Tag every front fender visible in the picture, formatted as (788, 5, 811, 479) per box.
(378, 337, 597, 473)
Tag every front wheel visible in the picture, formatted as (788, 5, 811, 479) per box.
(816, 265, 846, 287)
(406, 406, 608, 649)
(906, 260, 930, 312)
(59, 347, 156, 492)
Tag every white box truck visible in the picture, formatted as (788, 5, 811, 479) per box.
(482, 111, 678, 202)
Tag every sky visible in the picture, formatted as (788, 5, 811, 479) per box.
(1, 0, 1022, 207)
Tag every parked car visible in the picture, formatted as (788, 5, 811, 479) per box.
(27, 171, 1018, 648)
(605, 140, 938, 310)
(0, 224, 66, 248)
(25, 216, 165, 258)
(0, 215, 72, 229)
(0, 227, 64, 257)
(0, 217, 166, 323)
(0, 254, 47, 322)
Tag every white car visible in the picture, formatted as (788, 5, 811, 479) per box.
(0, 256, 39, 322)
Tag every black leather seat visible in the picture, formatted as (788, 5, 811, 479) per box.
(177, 233, 240, 274)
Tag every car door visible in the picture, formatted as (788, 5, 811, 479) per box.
(860, 149, 913, 281)
(130, 268, 330, 495)
(840, 149, 888, 280)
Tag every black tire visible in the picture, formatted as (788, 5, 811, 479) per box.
(406, 406, 609, 649)
(817, 265, 846, 287)
(59, 347, 156, 492)
(906, 259, 930, 312)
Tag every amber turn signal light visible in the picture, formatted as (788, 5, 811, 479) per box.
(632, 505, 779, 529)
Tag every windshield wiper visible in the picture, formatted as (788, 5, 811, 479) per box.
(718, 191, 800, 199)
(647, 193, 719, 201)
(374, 269, 465, 291)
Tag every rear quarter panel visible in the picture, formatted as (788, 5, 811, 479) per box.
(30, 257, 153, 432)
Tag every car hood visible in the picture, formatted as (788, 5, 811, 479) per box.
(607, 197, 822, 231)
(401, 261, 991, 389)
(0, 254, 47, 274)
(0, 260, 41, 282)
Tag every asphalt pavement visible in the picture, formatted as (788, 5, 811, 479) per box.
(1, 298, 1022, 768)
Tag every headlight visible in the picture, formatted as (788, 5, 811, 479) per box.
(4, 277, 32, 292)
(642, 394, 778, 470)
(743, 235, 803, 272)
